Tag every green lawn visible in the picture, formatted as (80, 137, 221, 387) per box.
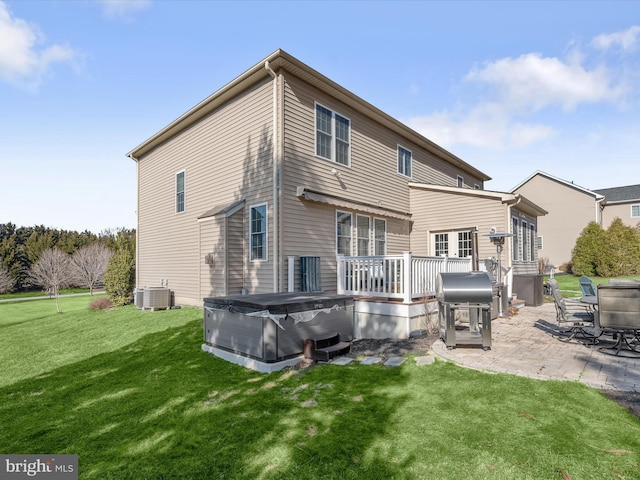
(1, 297, 639, 479)
(545, 274, 640, 298)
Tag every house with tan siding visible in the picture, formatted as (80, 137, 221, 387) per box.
(128, 49, 545, 308)
(512, 171, 640, 270)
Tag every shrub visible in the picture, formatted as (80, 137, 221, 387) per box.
(537, 257, 550, 275)
(596, 218, 640, 277)
(571, 222, 605, 276)
(103, 247, 135, 307)
(89, 297, 113, 310)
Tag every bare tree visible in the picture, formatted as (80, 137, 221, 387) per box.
(28, 248, 71, 313)
(70, 243, 113, 295)
(0, 258, 15, 294)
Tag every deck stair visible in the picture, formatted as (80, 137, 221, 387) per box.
(304, 333, 351, 362)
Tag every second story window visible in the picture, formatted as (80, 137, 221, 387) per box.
(316, 104, 350, 166)
(632, 204, 640, 218)
(176, 171, 185, 213)
(397, 146, 412, 177)
(457, 175, 464, 188)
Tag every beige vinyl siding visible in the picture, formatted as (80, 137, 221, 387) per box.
(602, 202, 640, 228)
(280, 73, 416, 291)
(227, 209, 245, 294)
(514, 175, 598, 268)
(409, 188, 505, 261)
(199, 218, 225, 299)
(136, 78, 274, 306)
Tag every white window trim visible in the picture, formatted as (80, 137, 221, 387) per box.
(336, 210, 353, 255)
(249, 202, 268, 262)
(474, 183, 481, 190)
(631, 204, 640, 218)
(397, 144, 412, 178)
(315, 102, 352, 167)
(457, 175, 464, 188)
(431, 229, 474, 258)
(176, 170, 185, 214)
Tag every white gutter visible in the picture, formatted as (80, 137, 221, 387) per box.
(265, 61, 280, 292)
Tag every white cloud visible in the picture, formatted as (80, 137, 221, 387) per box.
(406, 103, 557, 150)
(464, 53, 626, 112)
(591, 25, 640, 53)
(406, 38, 636, 151)
(99, 0, 152, 21)
(0, 1, 78, 89)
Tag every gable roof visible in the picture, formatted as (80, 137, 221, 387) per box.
(127, 49, 491, 182)
(593, 184, 640, 204)
(511, 170, 604, 200)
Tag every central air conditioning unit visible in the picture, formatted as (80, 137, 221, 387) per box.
(134, 288, 144, 309)
(142, 287, 171, 310)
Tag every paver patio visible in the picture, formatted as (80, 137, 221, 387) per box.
(431, 302, 640, 392)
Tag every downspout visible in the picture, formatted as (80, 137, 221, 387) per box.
(595, 196, 605, 226)
(265, 61, 280, 292)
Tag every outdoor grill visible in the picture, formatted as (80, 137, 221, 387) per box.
(436, 272, 493, 350)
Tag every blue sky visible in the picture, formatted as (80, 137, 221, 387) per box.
(1, 0, 639, 233)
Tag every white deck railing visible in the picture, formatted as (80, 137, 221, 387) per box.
(336, 252, 472, 303)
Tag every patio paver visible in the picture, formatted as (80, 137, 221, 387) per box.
(384, 357, 407, 367)
(431, 302, 640, 392)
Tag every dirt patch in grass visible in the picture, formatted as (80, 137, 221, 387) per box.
(348, 333, 438, 358)
(600, 390, 640, 419)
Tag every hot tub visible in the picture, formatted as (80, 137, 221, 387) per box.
(203, 292, 354, 370)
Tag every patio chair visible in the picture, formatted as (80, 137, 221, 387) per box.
(579, 276, 597, 297)
(547, 279, 598, 343)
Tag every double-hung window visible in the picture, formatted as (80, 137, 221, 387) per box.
(632, 204, 640, 218)
(529, 223, 536, 262)
(522, 221, 529, 261)
(336, 211, 352, 255)
(397, 146, 412, 177)
(316, 104, 350, 166)
(374, 219, 386, 255)
(512, 217, 519, 261)
(250, 203, 267, 261)
(356, 215, 370, 256)
(176, 171, 185, 213)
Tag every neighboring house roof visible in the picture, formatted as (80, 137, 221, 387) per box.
(593, 184, 640, 204)
(510, 170, 604, 200)
(408, 183, 548, 217)
(127, 49, 491, 183)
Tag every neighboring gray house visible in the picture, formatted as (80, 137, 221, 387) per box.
(128, 49, 544, 308)
(512, 171, 639, 270)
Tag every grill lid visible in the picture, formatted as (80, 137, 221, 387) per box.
(436, 272, 493, 304)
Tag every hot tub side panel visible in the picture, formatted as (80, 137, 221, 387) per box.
(274, 306, 354, 358)
(204, 307, 266, 360)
